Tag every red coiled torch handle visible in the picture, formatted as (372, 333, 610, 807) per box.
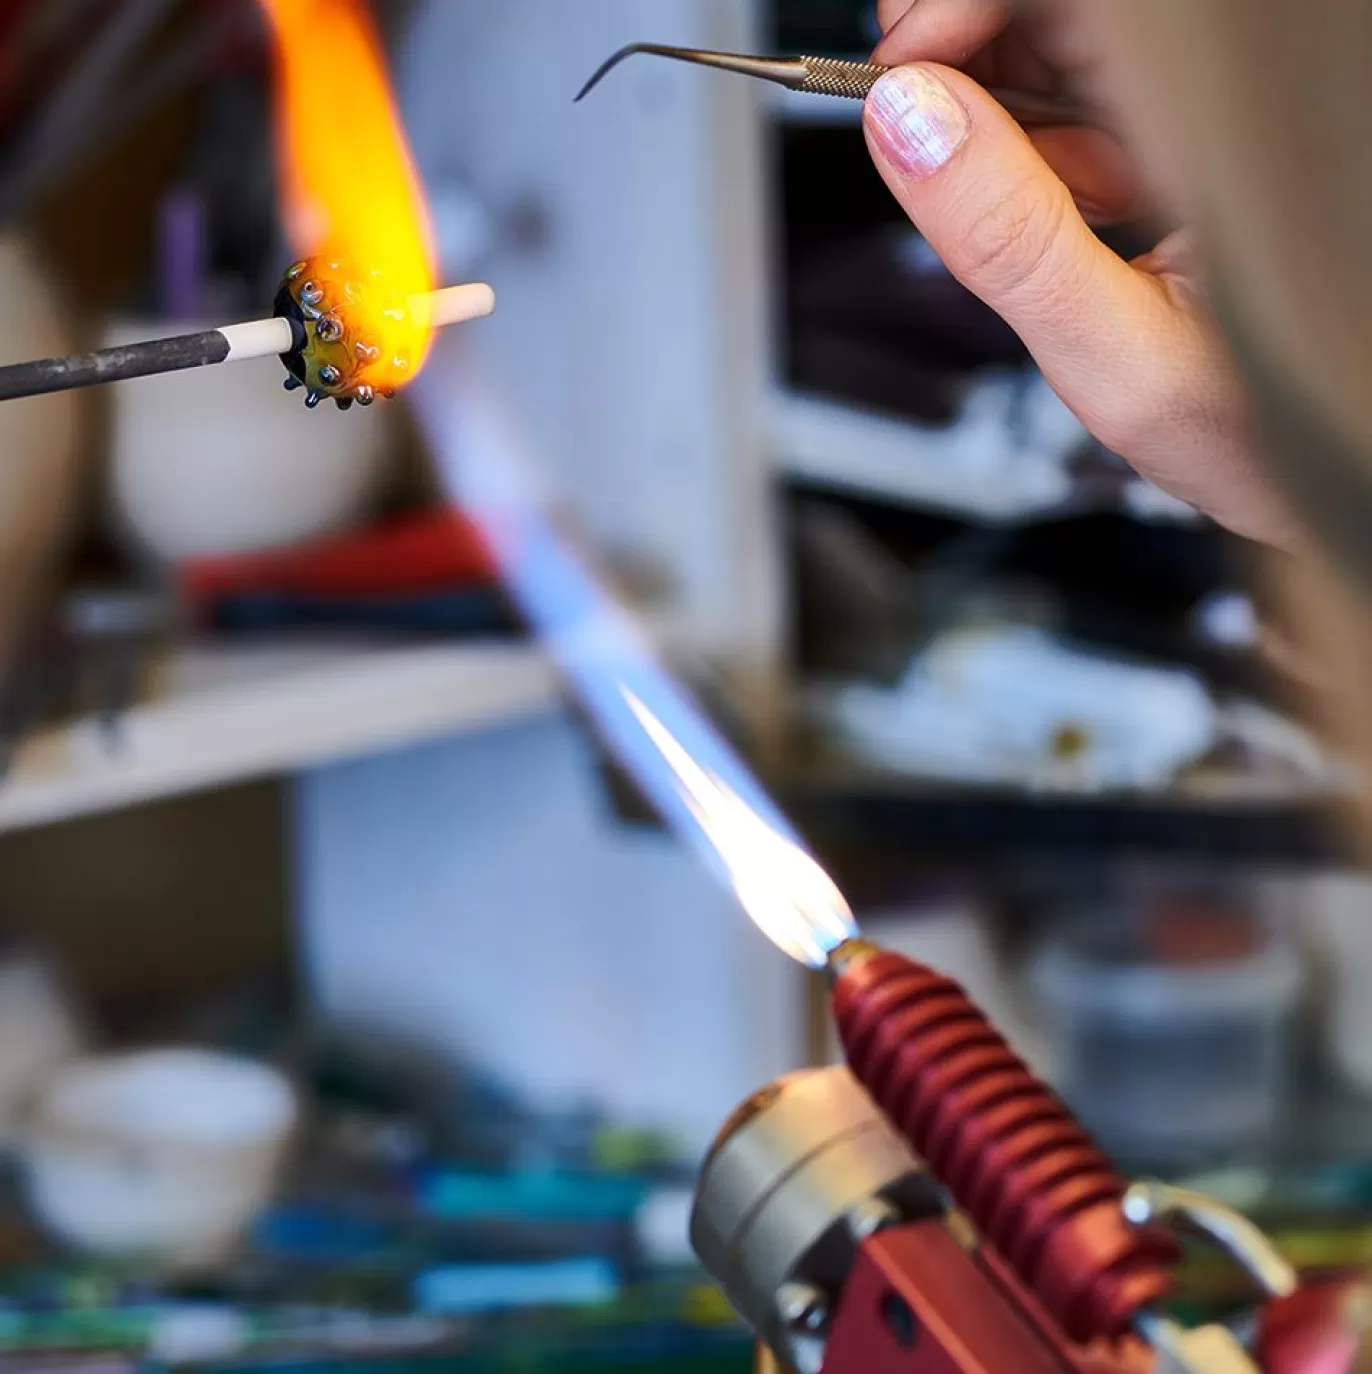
(830, 942, 1178, 1346)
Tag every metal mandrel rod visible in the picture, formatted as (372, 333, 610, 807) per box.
(0, 320, 296, 402)
(0, 282, 496, 406)
(577, 43, 1096, 128)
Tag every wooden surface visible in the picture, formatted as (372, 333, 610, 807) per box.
(0, 640, 559, 834)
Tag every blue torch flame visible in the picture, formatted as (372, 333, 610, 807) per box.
(412, 341, 856, 968)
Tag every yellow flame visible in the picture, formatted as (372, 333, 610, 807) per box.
(623, 691, 855, 968)
(258, 0, 437, 389)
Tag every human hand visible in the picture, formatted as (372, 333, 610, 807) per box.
(865, 0, 1301, 549)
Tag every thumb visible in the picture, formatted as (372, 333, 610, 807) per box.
(863, 65, 1171, 418)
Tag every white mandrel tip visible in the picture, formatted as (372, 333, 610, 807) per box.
(424, 282, 497, 328)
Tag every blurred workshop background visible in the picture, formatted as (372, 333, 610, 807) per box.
(0, 0, 1364, 1369)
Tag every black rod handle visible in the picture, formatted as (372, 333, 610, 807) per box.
(0, 329, 231, 402)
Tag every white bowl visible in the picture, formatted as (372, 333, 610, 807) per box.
(104, 316, 391, 566)
(19, 1048, 298, 1268)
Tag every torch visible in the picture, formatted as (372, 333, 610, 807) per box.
(688, 933, 1370, 1374)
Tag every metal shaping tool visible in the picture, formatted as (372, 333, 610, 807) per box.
(576, 44, 1094, 128)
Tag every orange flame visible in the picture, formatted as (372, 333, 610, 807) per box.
(258, 0, 437, 389)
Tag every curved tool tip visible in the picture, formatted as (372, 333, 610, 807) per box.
(575, 43, 650, 101)
(577, 44, 803, 103)
(576, 43, 713, 101)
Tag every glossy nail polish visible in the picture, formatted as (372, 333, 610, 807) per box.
(866, 67, 971, 179)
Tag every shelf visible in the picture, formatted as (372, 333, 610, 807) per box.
(781, 768, 1354, 872)
(0, 640, 559, 835)
(769, 388, 1200, 524)
(595, 736, 1355, 871)
(769, 388, 1076, 521)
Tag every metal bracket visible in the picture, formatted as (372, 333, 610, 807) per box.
(1123, 1180, 1297, 1301)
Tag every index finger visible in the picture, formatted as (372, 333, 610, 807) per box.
(874, 0, 1011, 66)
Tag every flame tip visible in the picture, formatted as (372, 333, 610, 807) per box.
(622, 690, 858, 967)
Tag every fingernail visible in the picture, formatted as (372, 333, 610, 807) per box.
(866, 67, 970, 179)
